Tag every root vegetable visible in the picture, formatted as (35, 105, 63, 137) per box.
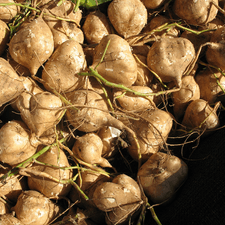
(108, 0, 147, 38)
(27, 146, 72, 199)
(0, 214, 24, 224)
(14, 190, 62, 225)
(0, 168, 27, 202)
(43, 0, 82, 27)
(173, 0, 218, 26)
(172, 74, 200, 120)
(195, 68, 225, 104)
(0, 200, 10, 215)
(206, 26, 225, 71)
(69, 168, 110, 206)
(105, 174, 142, 225)
(16, 91, 64, 137)
(91, 34, 138, 87)
(42, 0, 83, 49)
(127, 108, 173, 162)
(11, 77, 43, 111)
(114, 86, 155, 111)
(8, 15, 54, 75)
(138, 152, 188, 203)
(0, 58, 25, 107)
(42, 39, 87, 93)
(66, 89, 140, 158)
(65, 89, 125, 132)
(97, 126, 121, 158)
(0, 0, 19, 23)
(93, 174, 142, 224)
(0, 120, 37, 166)
(0, 19, 9, 56)
(147, 37, 196, 88)
(72, 133, 112, 168)
(93, 177, 141, 210)
(7, 52, 31, 77)
(141, 0, 166, 9)
(182, 99, 220, 131)
(50, 20, 84, 49)
(82, 10, 113, 45)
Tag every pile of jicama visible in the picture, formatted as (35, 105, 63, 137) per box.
(0, 0, 225, 224)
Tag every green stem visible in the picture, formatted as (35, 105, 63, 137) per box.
(0, 3, 79, 24)
(0, 2, 38, 11)
(147, 203, 162, 225)
(199, 61, 225, 95)
(74, 0, 81, 12)
(69, 179, 89, 200)
(0, 138, 66, 181)
(79, 68, 175, 97)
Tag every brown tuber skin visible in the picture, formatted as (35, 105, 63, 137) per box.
(14, 190, 62, 225)
(9, 16, 54, 75)
(141, 0, 166, 9)
(97, 126, 121, 158)
(93, 174, 142, 224)
(66, 89, 140, 160)
(195, 68, 225, 104)
(127, 108, 173, 162)
(0, 57, 25, 107)
(143, 15, 179, 38)
(147, 37, 196, 88)
(16, 91, 64, 137)
(0, 168, 27, 202)
(172, 74, 200, 120)
(0, 214, 25, 224)
(173, 0, 218, 26)
(0, 120, 37, 166)
(72, 133, 112, 168)
(134, 53, 154, 86)
(0, 19, 9, 56)
(114, 86, 155, 111)
(82, 10, 113, 45)
(182, 99, 220, 131)
(27, 146, 72, 199)
(91, 34, 138, 87)
(138, 152, 188, 204)
(108, 0, 147, 38)
(42, 39, 87, 93)
(50, 21, 84, 49)
(0, 0, 20, 23)
(206, 26, 225, 71)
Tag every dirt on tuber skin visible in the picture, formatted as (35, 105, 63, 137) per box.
(138, 152, 188, 204)
(0, 0, 20, 23)
(82, 10, 113, 45)
(91, 34, 138, 87)
(0, 120, 37, 166)
(0, 57, 25, 107)
(16, 91, 64, 137)
(42, 39, 87, 93)
(27, 146, 73, 199)
(13, 190, 62, 225)
(108, 0, 147, 39)
(127, 108, 174, 162)
(147, 36, 196, 88)
(182, 99, 220, 131)
(195, 67, 225, 104)
(8, 15, 54, 75)
(173, 0, 219, 26)
(72, 132, 113, 168)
